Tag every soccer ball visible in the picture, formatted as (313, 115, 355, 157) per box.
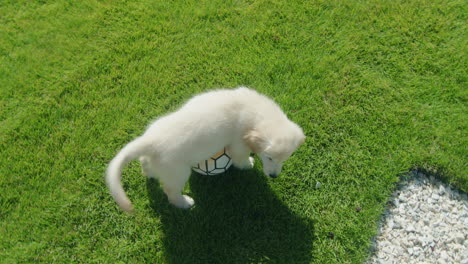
(192, 148, 232, 176)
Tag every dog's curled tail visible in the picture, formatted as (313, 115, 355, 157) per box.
(106, 137, 148, 213)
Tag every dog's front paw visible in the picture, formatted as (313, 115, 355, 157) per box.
(247, 156, 255, 168)
(170, 195, 195, 209)
(234, 157, 255, 170)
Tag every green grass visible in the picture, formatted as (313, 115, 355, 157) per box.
(0, 0, 466, 263)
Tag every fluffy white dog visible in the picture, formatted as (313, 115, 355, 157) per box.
(106, 87, 305, 212)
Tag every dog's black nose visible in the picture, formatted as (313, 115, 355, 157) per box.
(269, 173, 278, 178)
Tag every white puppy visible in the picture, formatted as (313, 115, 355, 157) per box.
(106, 87, 305, 212)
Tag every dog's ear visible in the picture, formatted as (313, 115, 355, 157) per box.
(244, 129, 268, 153)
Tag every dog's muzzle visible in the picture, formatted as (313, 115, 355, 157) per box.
(269, 173, 278, 178)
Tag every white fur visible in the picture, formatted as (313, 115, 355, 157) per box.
(106, 87, 305, 212)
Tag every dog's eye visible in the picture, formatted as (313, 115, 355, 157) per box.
(268, 157, 273, 161)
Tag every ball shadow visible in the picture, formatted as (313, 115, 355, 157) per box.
(146, 169, 315, 264)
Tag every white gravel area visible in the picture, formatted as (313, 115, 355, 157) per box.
(367, 172, 468, 264)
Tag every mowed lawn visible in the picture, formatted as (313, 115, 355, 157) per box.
(0, 0, 466, 263)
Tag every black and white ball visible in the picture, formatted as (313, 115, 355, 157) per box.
(192, 148, 232, 176)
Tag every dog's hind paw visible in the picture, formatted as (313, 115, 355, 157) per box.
(170, 195, 195, 209)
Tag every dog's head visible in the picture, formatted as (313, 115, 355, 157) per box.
(244, 122, 305, 178)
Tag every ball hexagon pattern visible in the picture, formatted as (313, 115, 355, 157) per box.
(192, 148, 233, 176)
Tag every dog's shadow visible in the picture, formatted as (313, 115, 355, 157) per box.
(146, 170, 315, 264)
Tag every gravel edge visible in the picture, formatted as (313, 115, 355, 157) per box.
(366, 170, 468, 264)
